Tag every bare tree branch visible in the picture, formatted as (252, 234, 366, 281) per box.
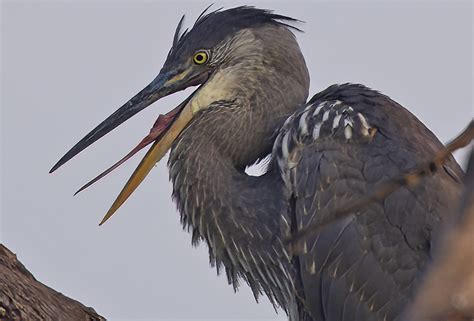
(0, 244, 105, 320)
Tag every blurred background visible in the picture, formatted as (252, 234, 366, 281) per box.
(1, 1, 472, 320)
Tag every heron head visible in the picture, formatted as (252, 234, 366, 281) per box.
(50, 6, 304, 224)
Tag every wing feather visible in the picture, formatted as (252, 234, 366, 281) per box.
(275, 84, 462, 321)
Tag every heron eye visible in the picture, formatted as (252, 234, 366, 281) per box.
(193, 51, 208, 65)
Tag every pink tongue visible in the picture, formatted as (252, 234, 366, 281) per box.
(74, 106, 181, 195)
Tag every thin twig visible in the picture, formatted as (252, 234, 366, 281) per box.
(287, 120, 474, 253)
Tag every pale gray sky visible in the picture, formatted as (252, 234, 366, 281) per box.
(1, 1, 472, 320)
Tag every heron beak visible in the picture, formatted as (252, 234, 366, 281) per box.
(97, 102, 195, 225)
(50, 67, 209, 225)
(50, 68, 204, 173)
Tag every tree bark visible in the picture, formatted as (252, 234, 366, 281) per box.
(0, 244, 105, 321)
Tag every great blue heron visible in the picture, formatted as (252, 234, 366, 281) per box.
(50, 6, 463, 321)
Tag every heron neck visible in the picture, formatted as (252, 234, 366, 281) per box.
(167, 46, 306, 302)
(167, 24, 309, 310)
(168, 112, 290, 242)
(168, 130, 293, 307)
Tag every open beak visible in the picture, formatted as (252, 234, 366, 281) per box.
(50, 68, 208, 225)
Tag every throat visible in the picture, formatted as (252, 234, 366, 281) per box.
(168, 128, 294, 309)
(168, 127, 284, 240)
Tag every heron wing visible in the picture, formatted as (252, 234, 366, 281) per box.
(274, 84, 462, 321)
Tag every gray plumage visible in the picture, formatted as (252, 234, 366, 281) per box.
(166, 7, 462, 321)
(52, 6, 464, 321)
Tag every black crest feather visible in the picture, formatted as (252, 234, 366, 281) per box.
(168, 6, 302, 59)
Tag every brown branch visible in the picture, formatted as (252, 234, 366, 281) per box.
(0, 244, 105, 320)
(405, 148, 474, 321)
(287, 120, 474, 252)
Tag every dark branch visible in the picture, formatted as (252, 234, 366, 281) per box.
(0, 244, 105, 320)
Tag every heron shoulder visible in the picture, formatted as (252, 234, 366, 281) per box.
(273, 84, 377, 190)
(272, 83, 462, 191)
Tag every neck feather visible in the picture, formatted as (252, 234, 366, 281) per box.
(186, 25, 309, 168)
(167, 24, 309, 312)
(169, 133, 294, 308)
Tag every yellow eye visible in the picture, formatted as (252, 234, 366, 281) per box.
(193, 51, 208, 65)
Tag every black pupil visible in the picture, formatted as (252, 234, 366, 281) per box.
(196, 54, 204, 62)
